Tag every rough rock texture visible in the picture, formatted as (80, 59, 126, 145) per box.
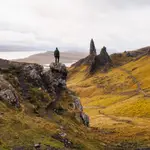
(0, 75, 20, 107)
(15, 62, 68, 99)
(0, 59, 89, 126)
(99, 46, 112, 64)
(72, 42, 112, 74)
(89, 47, 112, 73)
(66, 90, 89, 126)
(42, 62, 67, 98)
(80, 112, 90, 127)
(89, 39, 96, 55)
(22, 64, 44, 87)
(49, 62, 67, 87)
(71, 95, 83, 111)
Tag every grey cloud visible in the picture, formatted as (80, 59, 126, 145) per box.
(0, 0, 150, 52)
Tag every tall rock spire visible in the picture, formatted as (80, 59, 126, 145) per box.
(90, 39, 96, 55)
(99, 46, 112, 64)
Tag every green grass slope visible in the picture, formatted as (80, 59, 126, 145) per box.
(68, 55, 150, 147)
(0, 62, 105, 150)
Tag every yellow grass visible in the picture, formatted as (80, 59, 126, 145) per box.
(67, 55, 150, 146)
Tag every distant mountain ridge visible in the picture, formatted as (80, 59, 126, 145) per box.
(15, 51, 88, 64)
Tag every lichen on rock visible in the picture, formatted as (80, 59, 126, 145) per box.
(0, 75, 20, 107)
(0, 59, 89, 127)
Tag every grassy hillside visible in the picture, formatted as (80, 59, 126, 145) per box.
(0, 61, 105, 150)
(68, 55, 150, 147)
(0, 90, 105, 150)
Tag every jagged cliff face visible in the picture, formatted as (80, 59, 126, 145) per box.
(89, 47, 112, 73)
(0, 59, 88, 126)
(0, 59, 94, 149)
(89, 39, 96, 55)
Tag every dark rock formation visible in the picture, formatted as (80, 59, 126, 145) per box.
(72, 39, 97, 68)
(71, 39, 97, 68)
(42, 62, 67, 96)
(89, 46, 112, 73)
(72, 41, 112, 74)
(99, 46, 112, 64)
(0, 59, 89, 126)
(148, 49, 150, 55)
(89, 39, 96, 55)
(124, 46, 150, 57)
(72, 54, 96, 67)
(0, 75, 20, 107)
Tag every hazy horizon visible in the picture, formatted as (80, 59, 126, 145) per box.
(0, 0, 150, 52)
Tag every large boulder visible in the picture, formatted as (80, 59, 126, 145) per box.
(70, 95, 83, 111)
(21, 62, 67, 95)
(49, 62, 67, 80)
(0, 75, 20, 107)
(42, 63, 67, 95)
(22, 64, 44, 87)
(66, 91, 89, 127)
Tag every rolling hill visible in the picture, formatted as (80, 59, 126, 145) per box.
(67, 46, 150, 148)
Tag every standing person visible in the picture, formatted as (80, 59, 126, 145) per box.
(54, 47, 60, 64)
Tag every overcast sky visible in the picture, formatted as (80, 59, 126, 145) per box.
(0, 0, 150, 53)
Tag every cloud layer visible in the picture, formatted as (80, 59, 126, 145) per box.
(0, 0, 150, 52)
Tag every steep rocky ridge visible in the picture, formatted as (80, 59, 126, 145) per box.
(72, 40, 112, 74)
(110, 46, 150, 66)
(0, 59, 98, 150)
(0, 59, 89, 125)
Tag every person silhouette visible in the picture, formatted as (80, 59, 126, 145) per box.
(54, 47, 60, 64)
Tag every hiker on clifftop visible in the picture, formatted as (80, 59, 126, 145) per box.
(54, 47, 60, 64)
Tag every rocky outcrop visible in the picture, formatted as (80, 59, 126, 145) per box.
(99, 46, 112, 64)
(90, 39, 96, 55)
(80, 112, 89, 127)
(67, 90, 89, 126)
(0, 59, 89, 126)
(72, 40, 112, 74)
(89, 46, 112, 73)
(22, 64, 44, 87)
(0, 75, 20, 107)
(70, 95, 83, 111)
(42, 62, 67, 97)
(14, 62, 68, 98)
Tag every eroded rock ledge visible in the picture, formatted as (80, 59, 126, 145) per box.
(0, 59, 89, 126)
